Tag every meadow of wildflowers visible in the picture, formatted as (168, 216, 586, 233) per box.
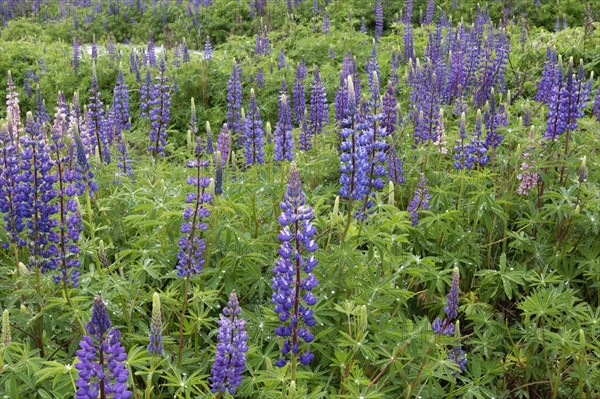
(1, 0, 600, 398)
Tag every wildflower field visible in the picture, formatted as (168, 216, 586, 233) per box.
(1, 0, 600, 398)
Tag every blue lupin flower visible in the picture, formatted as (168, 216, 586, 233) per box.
(272, 164, 319, 367)
(204, 36, 213, 60)
(243, 88, 265, 165)
(432, 267, 460, 336)
(274, 94, 294, 162)
(407, 172, 430, 226)
(75, 295, 131, 399)
(226, 62, 243, 145)
(209, 291, 248, 394)
(176, 144, 212, 277)
(148, 54, 171, 157)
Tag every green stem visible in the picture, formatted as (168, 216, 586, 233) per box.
(178, 275, 190, 367)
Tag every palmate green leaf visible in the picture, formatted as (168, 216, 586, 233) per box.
(35, 360, 76, 386)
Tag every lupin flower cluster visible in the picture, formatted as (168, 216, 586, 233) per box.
(209, 291, 248, 395)
(243, 88, 265, 165)
(272, 165, 319, 367)
(75, 296, 131, 399)
(274, 94, 294, 162)
(176, 140, 212, 278)
(148, 55, 171, 157)
(407, 173, 430, 226)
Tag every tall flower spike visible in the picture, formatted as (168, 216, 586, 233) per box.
(204, 36, 213, 60)
(432, 267, 460, 336)
(209, 291, 248, 394)
(75, 295, 131, 399)
(293, 63, 307, 124)
(272, 164, 319, 367)
(243, 88, 265, 165)
(374, 0, 383, 41)
(274, 94, 294, 162)
(176, 145, 212, 277)
(407, 172, 430, 226)
(148, 53, 171, 157)
(148, 292, 163, 355)
(226, 62, 243, 145)
(307, 65, 328, 149)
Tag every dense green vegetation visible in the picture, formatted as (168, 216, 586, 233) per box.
(1, 0, 599, 398)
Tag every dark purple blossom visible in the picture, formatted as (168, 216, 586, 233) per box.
(272, 165, 319, 367)
(432, 267, 460, 337)
(293, 63, 307, 124)
(75, 295, 131, 399)
(274, 94, 294, 162)
(112, 69, 130, 138)
(374, 0, 383, 41)
(307, 66, 328, 148)
(204, 36, 213, 60)
(243, 88, 265, 165)
(148, 55, 171, 157)
(209, 291, 248, 394)
(226, 63, 243, 145)
(407, 172, 430, 226)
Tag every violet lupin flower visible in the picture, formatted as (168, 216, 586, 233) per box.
(148, 54, 171, 157)
(148, 292, 163, 355)
(424, 0, 434, 24)
(277, 48, 286, 70)
(453, 112, 468, 170)
(322, 8, 330, 33)
(204, 36, 213, 60)
(374, 0, 383, 41)
(34, 87, 50, 126)
(381, 81, 397, 137)
(88, 63, 108, 164)
(593, 84, 600, 122)
(21, 113, 59, 271)
(47, 102, 83, 287)
(517, 126, 539, 196)
(465, 110, 489, 169)
(339, 76, 361, 200)
(182, 39, 190, 63)
(535, 47, 558, 104)
(176, 151, 211, 278)
(243, 88, 265, 165)
(209, 291, 248, 394)
(256, 67, 264, 89)
(140, 66, 152, 121)
(73, 38, 81, 74)
(75, 295, 131, 399)
(293, 63, 307, 124)
(0, 119, 28, 250)
(307, 66, 328, 148)
(407, 172, 430, 226)
(112, 69, 130, 139)
(272, 164, 319, 368)
(147, 31, 157, 68)
(432, 267, 460, 337)
(226, 62, 243, 145)
(274, 94, 294, 162)
(216, 123, 231, 167)
(544, 56, 569, 142)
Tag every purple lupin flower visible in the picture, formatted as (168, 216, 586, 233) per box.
(209, 291, 248, 394)
(387, 144, 404, 185)
(374, 0, 383, 41)
(307, 66, 328, 149)
(226, 62, 243, 145)
(322, 8, 330, 33)
(148, 54, 171, 157)
(88, 63, 108, 163)
(204, 36, 213, 60)
(403, 23, 414, 63)
(465, 110, 489, 168)
(47, 99, 83, 287)
(173, 44, 181, 68)
(453, 112, 468, 170)
(256, 67, 264, 89)
(273, 164, 318, 368)
(339, 76, 361, 200)
(243, 88, 265, 165)
(544, 56, 569, 141)
(140, 66, 152, 121)
(91, 34, 98, 61)
(5, 71, 20, 136)
(593, 84, 600, 122)
(274, 94, 294, 162)
(277, 48, 286, 70)
(424, 0, 434, 24)
(381, 81, 397, 137)
(176, 144, 211, 277)
(432, 267, 460, 336)
(407, 172, 430, 226)
(147, 31, 157, 68)
(148, 292, 163, 355)
(517, 127, 539, 196)
(21, 113, 59, 270)
(112, 69, 130, 139)
(404, 0, 413, 23)
(75, 295, 131, 399)
(216, 123, 231, 167)
(293, 63, 307, 124)
(182, 39, 190, 63)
